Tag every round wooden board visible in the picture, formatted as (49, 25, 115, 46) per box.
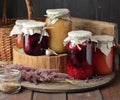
(21, 73, 115, 93)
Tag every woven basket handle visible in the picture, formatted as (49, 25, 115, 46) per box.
(2, 0, 32, 24)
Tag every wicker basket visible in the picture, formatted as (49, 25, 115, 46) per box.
(0, 0, 33, 61)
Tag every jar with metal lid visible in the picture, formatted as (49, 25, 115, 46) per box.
(10, 20, 35, 49)
(22, 21, 49, 56)
(45, 8, 72, 53)
(92, 35, 114, 75)
(64, 30, 94, 79)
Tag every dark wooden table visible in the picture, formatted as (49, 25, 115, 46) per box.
(0, 72, 120, 100)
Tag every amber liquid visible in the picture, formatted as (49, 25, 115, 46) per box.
(46, 18, 72, 53)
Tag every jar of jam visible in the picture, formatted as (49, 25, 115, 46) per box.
(22, 21, 49, 56)
(64, 30, 94, 79)
(10, 20, 35, 49)
(45, 8, 72, 53)
(92, 35, 114, 75)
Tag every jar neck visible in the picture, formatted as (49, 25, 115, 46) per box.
(46, 13, 71, 24)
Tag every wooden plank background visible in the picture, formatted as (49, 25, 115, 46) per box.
(0, 0, 120, 40)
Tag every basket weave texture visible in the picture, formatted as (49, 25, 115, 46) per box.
(0, 0, 32, 61)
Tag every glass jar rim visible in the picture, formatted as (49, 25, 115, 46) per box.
(0, 68, 21, 78)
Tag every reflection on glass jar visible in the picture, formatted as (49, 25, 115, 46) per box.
(0, 68, 21, 94)
(22, 21, 49, 56)
(10, 20, 35, 49)
(24, 33, 48, 55)
(64, 30, 94, 79)
(92, 35, 114, 75)
(46, 8, 72, 53)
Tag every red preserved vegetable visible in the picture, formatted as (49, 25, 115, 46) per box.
(92, 35, 114, 75)
(22, 21, 49, 56)
(64, 30, 94, 79)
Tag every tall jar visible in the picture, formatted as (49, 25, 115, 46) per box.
(45, 8, 72, 53)
(92, 35, 114, 75)
(10, 20, 34, 48)
(22, 21, 49, 56)
(64, 30, 94, 79)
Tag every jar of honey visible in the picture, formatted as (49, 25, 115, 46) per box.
(45, 8, 72, 53)
(64, 30, 94, 79)
(22, 21, 49, 56)
(92, 35, 114, 75)
(10, 20, 35, 49)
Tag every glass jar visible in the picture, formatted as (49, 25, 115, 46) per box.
(45, 8, 72, 53)
(22, 21, 49, 56)
(0, 68, 21, 94)
(92, 35, 114, 75)
(10, 20, 35, 49)
(64, 30, 94, 79)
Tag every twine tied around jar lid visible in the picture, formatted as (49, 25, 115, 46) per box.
(64, 30, 93, 46)
(45, 8, 71, 24)
(22, 21, 49, 36)
(10, 20, 35, 36)
(91, 35, 114, 56)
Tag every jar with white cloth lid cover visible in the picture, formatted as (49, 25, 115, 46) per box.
(64, 30, 95, 79)
(45, 8, 72, 53)
(10, 20, 35, 49)
(92, 35, 114, 75)
(22, 21, 49, 56)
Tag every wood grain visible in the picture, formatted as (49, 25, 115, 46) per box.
(101, 73, 120, 100)
(21, 73, 115, 93)
(0, 90, 32, 100)
(33, 92, 66, 100)
(13, 46, 67, 73)
(67, 90, 103, 100)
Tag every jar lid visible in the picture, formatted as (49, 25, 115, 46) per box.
(92, 35, 114, 42)
(10, 20, 36, 36)
(46, 8, 70, 16)
(64, 30, 93, 45)
(68, 30, 92, 38)
(15, 19, 34, 26)
(92, 35, 114, 56)
(22, 21, 45, 29)
(22, 21, 48, 36)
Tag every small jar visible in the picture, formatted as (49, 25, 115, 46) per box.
(10, 20, 35, 48)
(45, 8, 72, 53)
(22, 21, 49, 56)
(64, 30, 94, 79)
(92, 35, 114, 75)
(0, 68, 21, 94)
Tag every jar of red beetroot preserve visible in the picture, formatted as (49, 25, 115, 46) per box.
(92, 35, 114, 75)
(64, 30, 94, 79)
(22, 21, 49, 56)
(10, 20, 35, 49)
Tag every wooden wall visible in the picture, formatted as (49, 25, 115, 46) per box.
(0, 0, 120, 42)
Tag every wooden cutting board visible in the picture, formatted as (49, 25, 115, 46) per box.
(21, 73, 115, 93)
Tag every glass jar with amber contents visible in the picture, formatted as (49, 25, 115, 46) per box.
(92, 35, 114, 75)
(45, 8, 72, 53)
(64, 30, 94, 79)
(22, 21, 49, 56)
(10, 20, 35, 49)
